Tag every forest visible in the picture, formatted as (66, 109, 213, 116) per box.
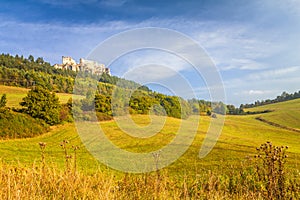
(0, 54, 214, 121)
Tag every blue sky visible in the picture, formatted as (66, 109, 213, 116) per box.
(1, 0, 300, 105)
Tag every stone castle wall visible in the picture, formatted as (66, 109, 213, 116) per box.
(54, 56, 110, 75)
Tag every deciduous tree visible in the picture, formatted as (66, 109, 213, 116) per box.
(20, 87, 61, 125)
(0, 94, 7, 108)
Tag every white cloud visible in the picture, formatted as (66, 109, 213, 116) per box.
(262, 0, 300, 17)
(100, 0, 127, 7)
(0, 17, 139, 64)
(224, 66, 300, 91)
(112, 50, 191, 74)
(31, 0, 99, 6)
(190, 22, 283, 72)
(248, 66, 300, 80)
(122, 64, 178, 82)
(1, 15, 299, 105)
(32, 0, 128, 7)
(0, 16, 287, 68)
(243, 90, 273, 95)
(221, 58, 267, 71)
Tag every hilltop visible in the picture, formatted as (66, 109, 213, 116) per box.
(246, 98, 300, 131)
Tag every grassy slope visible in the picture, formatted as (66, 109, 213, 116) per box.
(1, 114, 299, 176)
(0, 85, 83, 107)
(0, 86, 29, 108)
(0, 85, 299, 175)
(0, 123, 100, 173)
(245, 98, 300, 130)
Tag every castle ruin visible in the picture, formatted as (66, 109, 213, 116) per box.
(54, 56, 110, 75)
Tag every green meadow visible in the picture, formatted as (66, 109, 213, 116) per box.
(1, 85, 300, 174)
(246, 98, 300, 130)
(1, 85, 300, 199)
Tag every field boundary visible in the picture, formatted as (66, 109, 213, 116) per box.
(255, 116, 300, 133)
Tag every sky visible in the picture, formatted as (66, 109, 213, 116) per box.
(1, 0, 300, 105)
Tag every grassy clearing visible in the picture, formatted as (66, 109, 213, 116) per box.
(0, 85, 29, 108)
(0, 85, 83, 107)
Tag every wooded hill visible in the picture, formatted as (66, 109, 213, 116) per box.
(1, 53, 299, 120)
(241, 91, 300, 108)
(0, 53, 214, 119)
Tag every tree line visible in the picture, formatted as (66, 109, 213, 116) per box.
(0, 54, 214, 119)
(0, 54, 235, 119)
(0, 53, 76, 77)
(241, 91, 300, 109)
(0, 54, 150, 94)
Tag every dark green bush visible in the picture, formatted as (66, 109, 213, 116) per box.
(0, 108, 48, 139)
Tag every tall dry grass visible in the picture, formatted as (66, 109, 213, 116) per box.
(0, 142, 299, 199)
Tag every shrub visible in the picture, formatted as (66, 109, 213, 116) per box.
(254, 142, 289, 199)
(0, 94, 7, 108)
(96, 112, 113, 121)
(0, 108, 48, 139)
(206, 110, 211, 116)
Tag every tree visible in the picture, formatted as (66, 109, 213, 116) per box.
(206, 110, 211, 116)
(95, 94, 112, 115)
(20, 87, 61, 125)
(0, 94, 7, 108)
(226, 105, 236, 115)
(212, 102, 227, 115)
(35, 57, 44, 64)
(28, 55, 35, 62)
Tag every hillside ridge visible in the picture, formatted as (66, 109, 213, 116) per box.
(255, 116, 300, 133)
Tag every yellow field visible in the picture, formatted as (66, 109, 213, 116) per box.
(1, 114, 299, 174)
(1, 85, 300, 199)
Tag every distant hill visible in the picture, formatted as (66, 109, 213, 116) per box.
(241, 91, 300, 109)
(0, 54, 211, 119)
(0, 53, 150, 94)
(0, 53, 76, 76)
(246, 98, 300, 131)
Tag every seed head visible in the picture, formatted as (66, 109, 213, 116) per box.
(39, 142, 46, 149)
(63, 140, 69, 144)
